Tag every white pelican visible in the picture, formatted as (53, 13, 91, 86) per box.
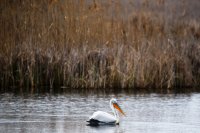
(87, 98, 125, 126)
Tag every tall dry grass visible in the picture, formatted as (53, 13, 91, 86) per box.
(0, 0, 200, 92)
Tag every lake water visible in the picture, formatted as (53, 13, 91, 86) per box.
(0, 93, 200, 133)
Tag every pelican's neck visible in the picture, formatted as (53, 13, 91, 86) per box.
(110, 100, 119, 119)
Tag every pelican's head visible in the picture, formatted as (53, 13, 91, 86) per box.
(110, 98, 126, 116)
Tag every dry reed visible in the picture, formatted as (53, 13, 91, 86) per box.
(0, 0, 200, 93)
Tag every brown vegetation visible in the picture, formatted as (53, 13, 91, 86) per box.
(0, 0, 200, 93)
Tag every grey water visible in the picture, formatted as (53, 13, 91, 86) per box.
(0, 93, 200, 133)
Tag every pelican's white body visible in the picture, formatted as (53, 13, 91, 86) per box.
(89, 111, 117, 123)
(88, 98, 121, 125)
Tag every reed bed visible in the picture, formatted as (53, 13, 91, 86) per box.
(0, 0, 200, 93)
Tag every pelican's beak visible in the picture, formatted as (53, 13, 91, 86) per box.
(113, 103, 126, 116)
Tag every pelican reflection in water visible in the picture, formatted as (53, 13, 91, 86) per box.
(87, 98, 125, 126)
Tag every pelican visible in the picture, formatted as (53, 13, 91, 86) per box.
(87, 98, 125, 126)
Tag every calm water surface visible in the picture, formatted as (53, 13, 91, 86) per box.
(0, 93, 200, 133)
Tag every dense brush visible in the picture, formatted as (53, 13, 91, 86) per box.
(0, 0, 200, 92)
